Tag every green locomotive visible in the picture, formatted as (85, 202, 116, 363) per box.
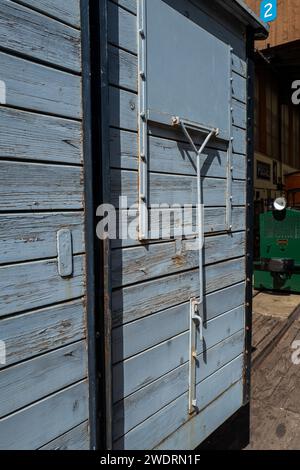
(254, 171, 300, 293)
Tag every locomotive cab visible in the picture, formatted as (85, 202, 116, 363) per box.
(254, 172, 300, 292)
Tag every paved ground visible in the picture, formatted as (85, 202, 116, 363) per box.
(248, 292, 300, 450)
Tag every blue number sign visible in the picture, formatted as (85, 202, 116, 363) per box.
(260, 0, 277, 22)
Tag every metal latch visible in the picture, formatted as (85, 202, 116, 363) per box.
(57, 229, 73, 278)
(189, 297, 204, 414)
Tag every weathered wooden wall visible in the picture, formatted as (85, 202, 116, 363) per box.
(106, 0, 248, 450)
(0, 0, 89, 449)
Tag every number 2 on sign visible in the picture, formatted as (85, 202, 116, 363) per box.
(260, 0, 277, 22)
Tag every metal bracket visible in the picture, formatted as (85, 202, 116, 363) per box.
(57, 229, 73, 278)
(189, 297, 203, 413)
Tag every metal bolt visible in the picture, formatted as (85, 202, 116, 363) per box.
(140, 71, 146, 80)
(140, 112, 146, 121)
(139, 29, 145, 39)
(140, 153, 146, 161)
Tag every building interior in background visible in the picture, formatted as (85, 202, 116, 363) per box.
(245, 0, 300, 258)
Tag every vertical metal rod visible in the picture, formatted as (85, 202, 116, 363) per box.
(227, 47, 234, 231)
(138, 0, 148, 240)
(197, 130, 215, 308)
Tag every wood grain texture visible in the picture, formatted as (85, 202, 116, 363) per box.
(1, 299, 85, 367)
(113, 0, 137, 14)
(0, 161, 83, 211)
(110, 169, 246, 208)
(115, 362, 243, 450)
(0, 0, 81, 71)
(112, 232, 245, 287)
(110, 130, 246, 180)
(0, 212, 84, 265)
(113, 304, 244, 406)
(40, 421, 89, 450)
(112, 206, 246, 249)
(233, 125, 247, 155)
(232, 54, 247, 77)
(108, 0, 137, 54)
(0, 381, 89, 450)
(155, 380, 243, 450)
(0, 52, 81, 118)
(112, 257, 245, 326)
(109, 86, 247, 135)
(232, 72, 247, 104)
(14, 0, 81, 28)
(113, 330, 244, 440)
(112, 306, 244, 402)
(246, 0, 300, 50)
(0, 341, 87, 418)
(112, 282, 245, 363)
(109, 45, 137, 92)
(232, 100, 247, 129)
(0, 255, 84, 317)
(0, 107, 82, 164)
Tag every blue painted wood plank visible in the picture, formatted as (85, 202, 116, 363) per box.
(16, 0, 81, 28)
(0, 256, 84, 317)
(111, 232, 246, 287)
(0, 53, 81, 118)
(40, 421, 89, 450)
(0, 212, 84, 265)
(114, 363, 243, 450)
(108, 1, 137, 54)
(232, 126, 247, 155)
(109, 45, 137, 92)
(0, 381, 89, 450)
(110, 169, 246, 208)
(232, 101, 247, 129)
(0, 107, 82, 164)
(156, 380, 243, 450)
(0, 161, 83, 211)
(112, 282, 245, 363)
(232, 72, 247, 103)
(114, 0, 137, 14)
(0, 341, 87, 418)
(232, 54, 247, 77)
(1, 300, 85, 367)
(112, 257, 245, 326)
(113, 330, 244, 440)
(112, 206, 246, 248)
(112, 306, 244, 402)
(0, 0, 81, 71)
